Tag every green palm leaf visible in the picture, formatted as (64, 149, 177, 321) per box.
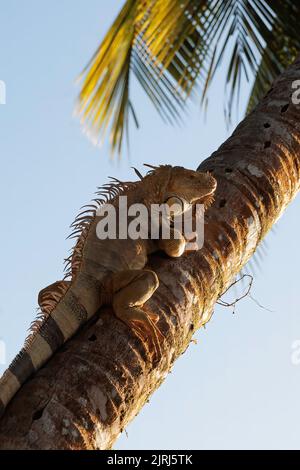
(76, 0, 300, 155)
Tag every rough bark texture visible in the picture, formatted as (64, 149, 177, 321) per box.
(1, 55, 300, 450)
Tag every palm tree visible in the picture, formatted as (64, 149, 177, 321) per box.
(76, 0, 300, 155)
(0, 1, 300, 449)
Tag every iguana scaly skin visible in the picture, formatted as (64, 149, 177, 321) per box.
(0, 165, 217, 414)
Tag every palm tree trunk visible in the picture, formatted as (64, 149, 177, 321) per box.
(1, 54, 300, 450)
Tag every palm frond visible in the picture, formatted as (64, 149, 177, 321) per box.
(77, 0, 300, 154)
(76, 0, 139, 154)
(76, 0, 210, 155)
(247, 1, 300, 113)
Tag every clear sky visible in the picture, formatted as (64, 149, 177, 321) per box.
(0, 0, 300, 450)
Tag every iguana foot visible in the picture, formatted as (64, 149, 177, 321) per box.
(158, 229, 186, 258)
(112, 269, 164, 362)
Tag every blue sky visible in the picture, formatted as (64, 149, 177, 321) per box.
(0, 0, 300, 450)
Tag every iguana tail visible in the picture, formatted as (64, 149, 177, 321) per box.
(0, 284, 88, 416)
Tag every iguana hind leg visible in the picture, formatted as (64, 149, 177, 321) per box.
(112, 269, 164, 362)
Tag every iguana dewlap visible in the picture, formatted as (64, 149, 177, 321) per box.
(0, 165, 216, 414)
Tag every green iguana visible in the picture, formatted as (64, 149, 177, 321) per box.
(0, 165, 217, 415)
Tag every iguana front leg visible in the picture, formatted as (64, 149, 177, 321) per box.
(111, 269, 163, 362)
(158, 228, 186, 258)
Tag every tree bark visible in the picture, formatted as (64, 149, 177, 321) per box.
(1, 55, 300, 450)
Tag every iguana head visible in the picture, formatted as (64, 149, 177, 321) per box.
(142, 165, 217, 214)
(165, 166, 217, 210)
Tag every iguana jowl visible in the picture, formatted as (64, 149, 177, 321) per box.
(0, 165, 217, 414)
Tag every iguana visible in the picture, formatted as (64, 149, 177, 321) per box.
(0, 165, 217, 415)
